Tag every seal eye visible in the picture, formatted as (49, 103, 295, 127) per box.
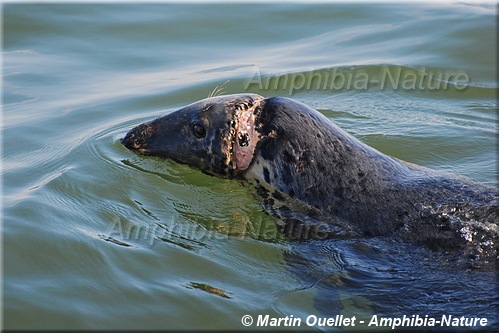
(192, 124, 206, 138)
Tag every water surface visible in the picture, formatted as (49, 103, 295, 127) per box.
(2, 3, 497, 330)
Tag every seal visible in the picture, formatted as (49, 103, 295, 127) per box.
(122, 94, 498, 268)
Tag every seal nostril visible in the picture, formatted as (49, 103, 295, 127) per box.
(122, 123, 155, 151)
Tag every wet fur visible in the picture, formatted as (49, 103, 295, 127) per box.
(246, 97, 498, 268)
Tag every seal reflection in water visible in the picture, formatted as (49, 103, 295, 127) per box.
(122, 94, 498, 269)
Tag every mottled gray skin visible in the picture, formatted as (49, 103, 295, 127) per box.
(122, 94, 498, 269)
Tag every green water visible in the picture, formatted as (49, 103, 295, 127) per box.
(2, 3, 497, 330)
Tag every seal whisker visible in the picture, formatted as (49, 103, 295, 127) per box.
(203, 80, 230, 109)
(210, 80, 229, 98)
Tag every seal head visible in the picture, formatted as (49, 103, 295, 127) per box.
(122, 94, 264, 177)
